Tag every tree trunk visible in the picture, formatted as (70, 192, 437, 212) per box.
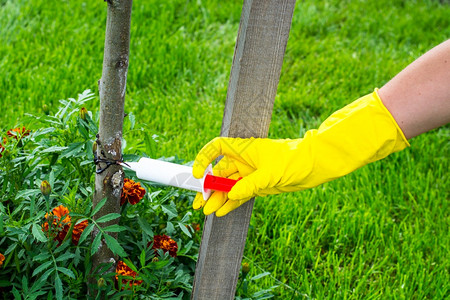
(89, 0, 132, 294)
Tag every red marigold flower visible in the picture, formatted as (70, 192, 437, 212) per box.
(0, 253, 5, 268)
(150, 234, 178, 258)
(7, 127, 30, 140)
(0, 143, 4, 159)
(120, 178, 146, 205)
(115, 260, 143, 289)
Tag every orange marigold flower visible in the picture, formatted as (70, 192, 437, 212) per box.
(42, 205, 88, 245)
(115, 260, 143, 289)
(72, 219, 89, 246)
(150, 234, 178, 258)
(7, 127, 30, 140)
(121, 178, 146, 206)
(0, 253, 5, 268)
(0, 143, 4, 158)
(42, 205, 71, 244)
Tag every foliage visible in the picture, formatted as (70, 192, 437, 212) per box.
(0, 92, 202, 299)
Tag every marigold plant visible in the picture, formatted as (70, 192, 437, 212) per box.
(42, 205, 71, 244)
(120, 178, 146, 205)
(72, 219, 89, 246)
(151, 234, 178, 258)
(6, 126, 30, 140)
(115, 260, 143, 289)
(0, 253, 5, 268)
(42, 204, 88, 245)
(0, 91, 201, 298)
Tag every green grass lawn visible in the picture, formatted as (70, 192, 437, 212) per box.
(1, 0, 449, 298)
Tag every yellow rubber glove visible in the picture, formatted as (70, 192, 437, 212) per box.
(192, 89, 410, 216)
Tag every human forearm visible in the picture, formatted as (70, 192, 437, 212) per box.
(378, 39, 450, 139)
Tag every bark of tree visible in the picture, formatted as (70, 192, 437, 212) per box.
(89, 0, 132, 295)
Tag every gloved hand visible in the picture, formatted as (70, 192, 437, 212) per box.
(192, 89, 410, 217)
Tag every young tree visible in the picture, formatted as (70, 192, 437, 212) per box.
(90, 0, 132, 293)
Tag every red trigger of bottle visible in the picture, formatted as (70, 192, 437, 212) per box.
(203, 174, 241, 193)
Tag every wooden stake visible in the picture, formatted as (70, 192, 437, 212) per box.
(191, 0, 296, 299)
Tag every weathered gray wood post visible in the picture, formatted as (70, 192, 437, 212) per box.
(191, 0, 296, 299)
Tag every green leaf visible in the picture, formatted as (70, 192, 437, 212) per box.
(40, 268, 55, 283)
(161, 204, 178, 219)
(33, 252, 51, 262)
(85, 114, 98, 133)
(68, 212, 86, 218)
(74, 247, 81, 267)
(55, 253, 76, 262)
(91, 198, 107, 217)
(29, 277, 47, 294)
(77, 118, 90, 139)
(150, 259, 171, 270)
(139, 248, 146, 268)
(179, 240, 194, 255)
(180, 211, 192, 223)
(54, 239, 71, 254)
(32, 223, 48, 242)
(55, 274, 63, 300)
(57, 267, 75, 279)
(103, 224, 127, 233)
(30, 127, 56, 139)
(32, 261, 53, 277)
(178, 222, 192, 238)
(60, 142, 84, 158)
(12, 287, 20, 300)
(29, 291, 48, 299)
(144, 133, 158, 158)
(137, 216, 153, 237)
(128, 112, 135, 130)
(85, 140, 94, 160)
(41, 146, 68, 153)
(5, 243, 17, 255)
(15, 189, 40, 200)
(251, 272, 271, 281)
(96, 213, 121, 223)
(49, 170, 56, 189)
(165, 221, 175, 235)
(103, 233, 127, 257)
(91, 232, 102, 255)
(123, 258, 138, 273)
(30, 194, 36, 216)
(22, 276, 28, 293)
(78, 222, 95, 245)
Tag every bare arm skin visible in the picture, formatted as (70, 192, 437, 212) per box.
(378, 39, 450, 139)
